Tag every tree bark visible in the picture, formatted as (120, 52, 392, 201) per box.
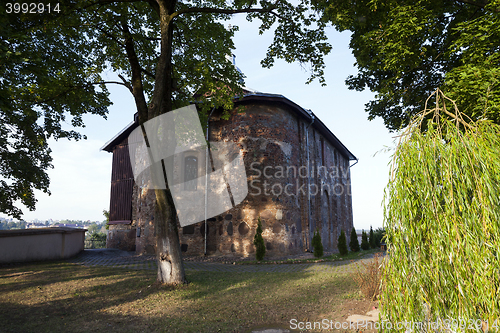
(120, 0, 277, 285)
(148, 0, 186, 285)
(123, 0, 186, 285)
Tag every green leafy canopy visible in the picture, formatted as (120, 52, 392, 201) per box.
(315, 0, 500, 131)
(0, 8, 110, 218)
(1, 0, 332, 218)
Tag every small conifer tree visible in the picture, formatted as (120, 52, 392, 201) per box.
(312, 229, 324, 258)
(253, 217, 266, 261)
(369, 225, 376, 249)
(349, 226, 360, 252)
(361, 230, 370, 250)
(337, 229, 348, 256)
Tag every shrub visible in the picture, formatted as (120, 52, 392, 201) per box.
(103, 209, 110, 230)
(361, 230, 370, 250)
(337, 229, 348, 256)
(349, 227, 360, 252)
(90, 232, 106, 242)
(354, 253, 382, 301)
(369, 226, 376, 249)
(253, 217, 265, 261)
(85, 232, 107, 249)
(373, 227, 385, 247)
(311, 229, 324, 258)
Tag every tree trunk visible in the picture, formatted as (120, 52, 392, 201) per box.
(154, 187, 186, 284)
(149, 0, 186, 285)
(125, 0, 186, 285)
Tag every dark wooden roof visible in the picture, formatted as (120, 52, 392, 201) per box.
(101, 113, 138, 153)
(101, 93, 357, 161)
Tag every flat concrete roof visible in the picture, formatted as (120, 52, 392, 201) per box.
(0, 227, 87, 238)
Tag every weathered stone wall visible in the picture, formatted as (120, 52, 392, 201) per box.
(176, 101, 304, 257)
(177, 100, 353, 257)
(305, 126, 354, 253)
(107, 99, 354, 257)
(133, 186, 156, 255)
(106, 223, 136, 251)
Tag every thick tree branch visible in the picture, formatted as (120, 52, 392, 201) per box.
(30, 80, 131, 105)
(95, 25, 126, 48)
(121, 19, 149, 120)
(145, 0, 161, 14)
(87, 0, 160, 15)
(95, 80, 132, 88)
(143, 36, 162, 41)
(268, 9, 290, 22)
(91, 0, 146, 4)
(454, 0, 489, 8)
(171, 5, 277, 19)
(148, 0, 177, 119)
(117, 75, 134, 92)
(34, 87, 82, 105)
(141, 68, 156, 79)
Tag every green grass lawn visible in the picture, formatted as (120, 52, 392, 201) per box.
(239, 248, 381, 265)
(0, 259, 378, 333)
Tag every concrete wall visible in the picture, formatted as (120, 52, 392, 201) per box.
(0, 227, 85, 264)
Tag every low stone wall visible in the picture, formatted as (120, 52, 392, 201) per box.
(0, 227, 86, 264)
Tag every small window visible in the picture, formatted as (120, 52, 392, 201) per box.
(184, 156, 198, 191)
(183, 225, 195, 234)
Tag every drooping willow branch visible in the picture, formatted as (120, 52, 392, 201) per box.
(381, 89, 500, 331)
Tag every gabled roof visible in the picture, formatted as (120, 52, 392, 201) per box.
(101, 93, 357, 161)
(238, 92, 357, 161)
(101, 114, 138, 153)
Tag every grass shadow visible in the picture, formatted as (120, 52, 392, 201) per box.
(0, 257, 376, 332)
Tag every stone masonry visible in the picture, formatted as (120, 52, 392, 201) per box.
(104, 92, 356, 258)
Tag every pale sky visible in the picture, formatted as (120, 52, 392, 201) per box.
(2, 17, 395, 230)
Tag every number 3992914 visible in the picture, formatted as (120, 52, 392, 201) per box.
(6, 3, 60, 14)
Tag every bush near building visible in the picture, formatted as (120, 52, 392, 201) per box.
(349, 227, 360, 252)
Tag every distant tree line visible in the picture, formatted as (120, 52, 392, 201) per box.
(0, 221, 27, 230)
(0, 219, 107, 230)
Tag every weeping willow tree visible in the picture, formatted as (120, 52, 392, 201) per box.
(382, 89, 500, 332)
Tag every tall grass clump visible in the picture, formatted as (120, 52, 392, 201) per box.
(382, 89, 500, 331)
(354, 253, 382, 301)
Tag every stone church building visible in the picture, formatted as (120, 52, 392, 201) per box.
(102, 88, 356, 257)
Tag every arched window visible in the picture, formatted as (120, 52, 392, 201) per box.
(184, 156, 198, 191)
